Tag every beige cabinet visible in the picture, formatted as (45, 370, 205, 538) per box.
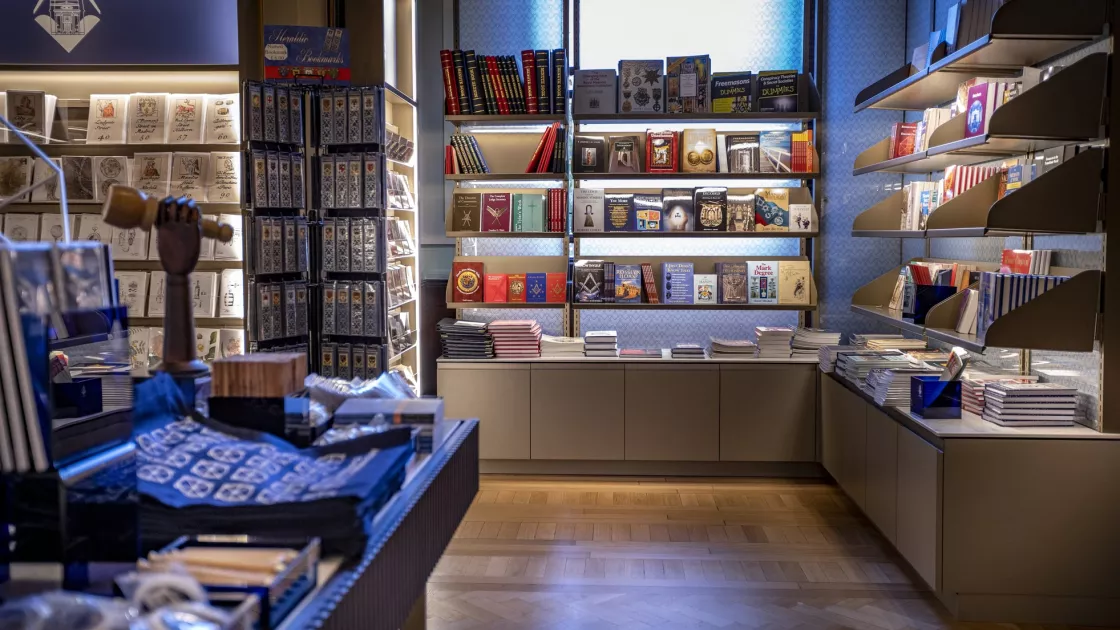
(720, 364, 816, 461)
(625, 364, 719, 461)
(896, 425, 941, 591)
(864, 407, 899, 543)
(820, 374, 845, 479)
(530, 364, 625, 460)
(437, 363, 531, 459)
(823, 377, 868, 508)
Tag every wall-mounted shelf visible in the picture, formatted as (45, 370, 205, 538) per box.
(447, 231, 566, 239)
(573, 172, 820, 181)
(572, 112, 819, 124)
(445, 173, 564, 181)
(446, 114, 565, 124)
(0, 143, 239, 157)
(574, 230, 819, 238)
(130, 317, 243, 328)
(573, 302, 817, 311)
(445, 256, 570, 307)
(448, 302, 566, 309)
(853, 0, 1108, 111)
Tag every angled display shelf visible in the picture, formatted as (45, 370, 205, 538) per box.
(851, 189, 927, 237)
(853, 53, 1107, 176)
(572, 303, 816, 311)
(853, 0, 1108, 112)
(445, 173, 564, 181)
(572, 112, 818, 124)
(573, 172, 820, 181)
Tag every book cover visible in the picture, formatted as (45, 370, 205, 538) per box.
(893, 122, 919, 157)
(965, 82, 992, 138)
(756, 70, 798, 112)
(573, 260, 605, 302)
(615, 264, 643, 303)
(508, 273, 527, 302)
(511, 194, 525, 232)
(727, 193, 755, 232)
(778, 260, 812, 305)
(519, 194, 546, 232)
(218, 269, 244, 318)
(666, 55, 711, 114)
(0, 157, 32, 202)
(720, 132, 760, 173)
(204, 93, 240, 145)
(452, 192, 482, 232)
(646, 130, 679, 172)
(754, 188, 790, 231)
(748, 261, 779, 304)
(573, 69, 617, 115)
(607, 135, 641, 173)
(661, 188, 694, 232)
(483, 274, 508, 303)
(572, 135, 607, 173)
(640, 263, 660, 303)
(662, 262, 694, 304)
(694, 273, 716, 304)
(633, 193, 662, 231)
(605, 193, 636, 231)
(711, 72, 753, 113)
(573, 188, 605, 232)
(128, 93, 170, 144)
(87, 94, 129, 144)
(694, 187, 727, 231)
(452, 261, 484, 302)
(681, 128, 717, 173)
(481, 193, 511, 231)
(617, 60, 664, 113)
(790, 204, 814, 232)
(717, 262, 748, 304)
(759, 131, 792, 174)
(526, 272, 547, 303)
(7, 90, 47, 142)
(546, 272, 567, 303)
(61, 155, 95, 201)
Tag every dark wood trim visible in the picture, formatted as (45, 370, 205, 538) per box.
(1103, 5, 1118, 432)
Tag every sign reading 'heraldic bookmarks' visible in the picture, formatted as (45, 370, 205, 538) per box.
(263, 26, 351, 85)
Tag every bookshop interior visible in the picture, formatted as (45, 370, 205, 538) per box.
(0, 0, 1117, 628)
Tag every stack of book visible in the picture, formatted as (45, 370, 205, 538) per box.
(437, 318, 494, 359)
(866, 337, 927, 352)
(671, 343, 706, 359)
(864, 366, 941, 406)
(792, 328, 841, 357)
(620, 348, 663, 359)
(489, 320, 542, 358)
(754, 326, 794, 358)
(708, 337, 757, 358)
(584, 330, 619, 357)
(541, 334, 584, 358)
(962, 374, 1039, 416)
(446, 134, 490, 174)
(850, 333, 904, 347)
(819, 345, 861, 373)
(976, 272, 1070, 338)
(838, 351, 912, 388)
(983, 382, 1078, 427)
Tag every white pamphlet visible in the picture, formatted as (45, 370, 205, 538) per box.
(39, 214, 77, 244)
(77, 215, 111, 244)
(29, 158, 62, 203)
(114, 271, 149, 317)
(110, 224, 149, 261)
(191, 271, 218, 318)
(170, 152, 210, 201)
(218, 269, 244, 318)
(0, 157, 33, 201)
(127, 93, 170, 144)
(213, 213, 242, 261)
(147, 271, 167, 317)
(207, 151, 241, 204)
(92, 156, 130, 202)
(62, 155, 95, 201)
(86, 94, 130, 144)
(127, 327, 149, 371)
(3, 214, 38, 241)
(204, 93, 240, 144)
(219, 329, 244, 358)
(132, 152, 172, 198)
(168, 94, 206, 144)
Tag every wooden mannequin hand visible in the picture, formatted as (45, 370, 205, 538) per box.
(156, 196, 202, 275)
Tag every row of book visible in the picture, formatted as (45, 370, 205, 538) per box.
(451, 263, 565, 304)
(571, 129, 814, 175)
(250, 280, 311, 342)
(445, 134, 490, 174)
(318, 342, 388, 381)
(572, 259, 813, 306)
(117, 269, 243, 320)
(251, 217, 310, 275)
(451, 189, 568, 233)
(571, 187, 812, 233)
(525, 123, 566, 173)
(573, 60, 799, 115)
(312, 85, 384, 147)
(440, 49, 566, 116)
(316, 152, 381, 210)
(128, 327, 244, 371)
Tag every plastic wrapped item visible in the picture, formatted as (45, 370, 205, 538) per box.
(0, 592, 135, 630)
(141, 604, 229, 630)
(116, 568, 207, 615)
(304, 370, 416, 413)
(313, 421, 395, 446)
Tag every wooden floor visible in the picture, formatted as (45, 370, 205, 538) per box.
(427, 475, 1102, 630)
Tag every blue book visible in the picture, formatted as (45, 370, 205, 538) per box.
(662, 262, 694, 304)
(526, 272, 547, 303)
(615, 264, 643, 303)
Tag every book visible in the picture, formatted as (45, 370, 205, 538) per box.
(666, 55, 711, 113)
(481, 193, 511, 231)
(7, 90, 50, 144)
(754, 188, 790, 231)
(616, 264, 643, 303)
(755, 70, 798, 112)
(748, 261, 779, 304)
(39, 214, 75, 244)
(681, 128, 718, 173)
(662, 262, 694, 304)
(0, 157, 32, 202)
(218, 269, 244, 318)
(170, 152, 209, 201)
(483, 274, 508, 303)
(572, 135, 607, 173)
(86, 94, 129, 144)
(965, 81, 996, 138)
(640, 263, 660, 303)
(507, 273, 527, 302)
(128, 93, 170, 144)
(661, 188, 694, 232)
(760, 131, 792, 174)
(717, 262, 748, 304)
(778, 260, 812, 305)
(618, 60, 664, 114)
(534, 50, 551, 114)
(168, 94, 206, 144)
(646, 130, 679, 172)
(790, 204, 814, 232)
(604, 193, 636, 232)
(61, 156, 95, 201)
(526, 272, 547, 303)
(889, 122, 920, 158)
(573, 69, 617, 115)
(573, 188, 605, 232)
(452, 193, 482, 232)
(727, 193, 756, 232)
(573, 260, 605, 302)
(29, 158, 61, 203)
(204, 93, 240, 144)
(452, 261, 484, 302)
(607, 135, 641, 173)
(694, 187, 727, 231)
(694, 273, 716, 305)
(634, 193, 662, 231)
(552, 49, 567, 114)
(711, 72, 753, 113)
(191, 272, 218, 318)
(719, 132, 760, 173)
(133, 152, 172, 198)
(546, 272, 567, 303)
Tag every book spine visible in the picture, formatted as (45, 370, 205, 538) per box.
(452, 50, 471, 115)
(440, 50, 461, 115)
(469, 135, 490, 173)
(507, 56, 527, 114)
(453, 135, 479, 173)
(548, 188, 555, 232)
(444, 144, 453, 174)
(496, 56, 515, 114)
(463, 50, 486, 115)
(487, 56, 509, 115)
(552, 49, 566, 114)
(524, 124, 551, 173)
(552, 131, 564, 173)
(535, 123, 556, 173)
(522, 50, 538, 114)
(535, 50, 551, 114)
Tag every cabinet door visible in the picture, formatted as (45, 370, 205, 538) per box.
(437, 363, 531, 459)
(896, 426, 942, 591)
(720, 365, 816, 461)
(838, 384, 868, 509)
(530, 364, 625, 460)
(626, 364, 719, 461)
(864, 407, 899, 543)
(820, 374, 845, 479)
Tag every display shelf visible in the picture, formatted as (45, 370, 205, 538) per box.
(446, 114, 565, 124)
(388, 297, 416, 311)
(574, 171, 820, 181)
(437, 353, 822, 364)
(853, 0, 1108, 111)
(575, 230, 818, 239)
(0, 201, 240, 215)
(445, 173, 564, 181)
(445, 256, 570, 306)
(130, 317, 243, 327)
(448, 302, 566, 309)
(0, 143, 239, 157)
(573, 302, 817, 311)
(446, 231, 566, 239)
(390, 343, 418, 363)
(572, 112, 819, 124)
(853, 53, 1108, 176)
(113, 260, 243, 271)
(388, 253, 417, 262)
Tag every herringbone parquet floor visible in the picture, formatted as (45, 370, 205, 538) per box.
(426, 476, 1098, 630)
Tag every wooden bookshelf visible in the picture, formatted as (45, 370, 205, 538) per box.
(445, 173, 563, 181)
(573, 112, 819, 125)
(446, 114, 565, 125)
(573, 172, 821, 181)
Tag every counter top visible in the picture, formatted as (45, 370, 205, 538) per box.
(438, 351, 821, 365)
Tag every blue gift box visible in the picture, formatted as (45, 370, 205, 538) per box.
(904, 285, 958, 324)
(910, 375, 962, 419)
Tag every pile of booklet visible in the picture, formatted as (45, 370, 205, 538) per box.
(671, 343, 706, 359)
(818, 345, 866, 373)
(541, 334, 584, 357)
(792, 328, 841, 356)
(754, 327, 794, 358)
(982, 382, 1078, 427)
(866, 337, 927, 352)
(961, 373, 1038, 415)
(490, 320, 542, 358)
(864, 366, 940, 406)
(437, 318, 494, 359)
(584, 331, 619, 357)
(850, 333, 904, 347)
(708, 337, 756, 358)
(838, 350, 913, 387)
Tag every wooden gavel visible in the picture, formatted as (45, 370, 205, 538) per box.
(101, 185, 235, 242)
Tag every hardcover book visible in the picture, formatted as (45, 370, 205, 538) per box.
(546, 272, 567, 303)
(615, 264, 643, 303)
(681, 128, 718, 173)
(452, 261, 484, 302)
(711, 72, 753, 113)
(661, 188, 694, 232)
(483, 274, 508, 303)
(508, 273, 527, 302)
(778, 260, 812, 305)
(572, 135, 607, 173)
(754, 188, 790, 231)
(525, 272, 547, 303)
(573, 188, 605, 232)
(573, 69, 617, 115)
(965, 82, 993, 138)
(646, 130, 679, 172)
(759, 131, 792, 174)
(607, 135, 641, 173)
(573, 260, 605, 302)
(666, 55, 711, 114)
(605, 193, 636, 232)
(694, 187, 727, 231)
(790, 204, 814, 232)
(748, 261, 779, 304)
(727, 193, 755, 232)
(617, 60, 664, 113)
(86, 94, 129, 144)
(717, 262, 748, 304)
(720, 132, 760, 173)
(634, 193, 662, 231)
(756, 70, 798, 112)
(518, 194, 546, 232)
(662, 262, 694, 304)
(482, 193, 512, 231)
(452, 193, 482, 232)
(694, 273, 717, 304)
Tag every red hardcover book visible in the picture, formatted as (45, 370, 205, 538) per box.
(546, 272, 567, 303)
(440, 50, 461, 115)
(559, 188, 567, 232)
(483, 273, 509, 303)
(487, 56, 509, 115)
(452, 261, 483, 302)
(524, 123, 554, 172)
(964, 82, 993, 138)
(536, 123, 559, 173)
(522, 50, 538, 113)
(888, 122, 900, 159)
(444, 145, 453, 174)
(999, 249, 1032, 274)
(646, 130, 679, 172)
(482, 193, 512, 231)
(507, 273, 527, 302)
(895, 122, 919, 156)
(551, 188, 559, 232)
